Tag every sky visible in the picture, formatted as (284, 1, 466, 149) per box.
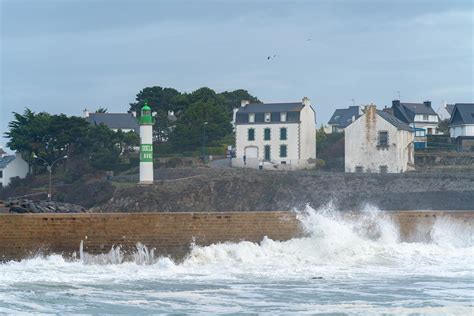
(1, 0, 473, 150)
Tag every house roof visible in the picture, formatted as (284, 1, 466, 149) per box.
(0, 155, 16, 169)
(237, 102, 304, 113)
(446, 104, 455, 116)
(377, 110, 413, 132)
(85, 113, 139, 132)
(392, 101, 437, 123)
(328, 106, 361, 128)
(449, 103, 474, 125)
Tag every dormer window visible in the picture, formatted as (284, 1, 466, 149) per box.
(249, 113, 255, 123)
(264, 113, 271, 122)
(423, 115, 429, 121)
(280, 112, 287, 122)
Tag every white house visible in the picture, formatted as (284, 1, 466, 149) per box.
(391, 100, 441, 136)
(345, 105, 414, 173)
(449, 103, 474, 151)
(232, 97, 316, 170)
(0, 150, 29, 187)
(327, 105, 363, 133)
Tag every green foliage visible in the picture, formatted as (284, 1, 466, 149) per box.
(316, 128, 345, 171)
(438, 119, 450, 135)
(169, 101, 232, 151)
(95, 107, 108, 113)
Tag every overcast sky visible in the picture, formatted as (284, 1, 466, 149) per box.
(1, 0, 473, 150)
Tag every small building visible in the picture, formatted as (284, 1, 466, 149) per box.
(232, 97, 316, 170)
(391, 100, 441, 135)
(0, 150, 29, 187)
(327, 106, 362, 133)
(449, 103, 474, 151)
(83, 109, 139, 133)
(345, 105, 414, 173)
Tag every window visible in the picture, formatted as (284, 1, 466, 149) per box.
(423, 115, 429, 121)
(280, 128, 287, 140)
(280, 145, 287, 158)
(264, 128, 271, 140)
(280, 112, 287, 122)
(427, 128, 433, 135)
(415, 129, 426, 137)
(248, 128, 255, 141)
(355, 166, 363, 173)
(378, 131, 388, 147)
(264, 145, 271, 161)
(0, 170, 2, 178)
(281, 161, 287, 164)
(249, 113, 255, 123)
(264, 113, 271, 122)
(380, 165, 388, 173)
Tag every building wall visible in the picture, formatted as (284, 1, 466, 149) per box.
(233, 123, 300, 169)
(298, 102, 317, 166)
(0, 211, 471, 261)
(345, 109, 414, 173)
(413, 114, 439, 123)
(1, 156, 29, 187)
(450, 125, 474, 138)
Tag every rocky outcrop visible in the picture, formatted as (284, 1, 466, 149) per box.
(94, 168, 474, 212)
(5, 199, 86, 213)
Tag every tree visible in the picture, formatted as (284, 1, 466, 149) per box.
(169, 102, 232, 151)
(438, 118, 450, 135)
(95, 107, 108, 113)
(219, 89, 260, 114)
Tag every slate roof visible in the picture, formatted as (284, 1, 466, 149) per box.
(376, 110, 413, 132)
(85, 113, 139, 133)
(0, 155, 16, 169)
(446, 104, 455, 116)
(391, 100, 437, 123)
(237, 102, 304, 113)
(328, 106, 361, 128)
(449, 103, 474, 125)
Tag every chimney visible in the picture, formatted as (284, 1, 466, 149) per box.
(302, 97, 310, 107)
(83, 108, 89, 118)
(392, 100, 400, 108)
(423, 100, 432, 108)
(367, 103, 377, 116)
(241, 100, 250, 107)
(131, 111, 137, 117)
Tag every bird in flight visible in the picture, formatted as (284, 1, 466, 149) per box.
(267, 54, 278, 60)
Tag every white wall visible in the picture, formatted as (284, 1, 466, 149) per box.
(345, 109, 414, 173)
(414, 114, 439, 123)
(450, 125, 474, 138)
(233, 123, 300, 169)
(299, 101, 317, 166)
(1, 155, 29, 187)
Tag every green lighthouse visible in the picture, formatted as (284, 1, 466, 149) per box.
(139, 103, 154, 184)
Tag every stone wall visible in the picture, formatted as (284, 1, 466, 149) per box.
(1, 211, 472, 261)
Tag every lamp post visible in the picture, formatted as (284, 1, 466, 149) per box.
(202, 121, 208, 162)
(33, 154, 68, 201)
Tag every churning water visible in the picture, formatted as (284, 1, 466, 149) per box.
(1, 206, 472, 315)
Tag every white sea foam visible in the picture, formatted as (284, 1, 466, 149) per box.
(1, 205, 473, 314)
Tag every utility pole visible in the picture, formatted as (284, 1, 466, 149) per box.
(33, 154, 68, 201)
(202, 121, 208, 162)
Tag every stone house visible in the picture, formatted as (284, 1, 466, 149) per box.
(327, 106, 363, 133)
(232, 97, 316, 170)
(449, 103, 474, 151)
(0, 150, 29, 187)
(345, 105, 414, 173)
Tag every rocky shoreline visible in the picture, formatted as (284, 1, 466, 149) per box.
(3, 199, 86, 214)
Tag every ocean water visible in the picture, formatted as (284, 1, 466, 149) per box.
(1, 206, 472, 315)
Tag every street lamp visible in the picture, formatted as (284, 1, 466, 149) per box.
(33, 154, 68, 201)
(202, 122, 208, 162)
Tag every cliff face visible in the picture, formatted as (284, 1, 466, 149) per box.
(94, 169, 474, 212)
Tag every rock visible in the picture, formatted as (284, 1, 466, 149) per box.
(9, 206, 28, 213)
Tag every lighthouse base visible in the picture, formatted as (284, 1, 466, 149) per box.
(138, 181, 154, 185)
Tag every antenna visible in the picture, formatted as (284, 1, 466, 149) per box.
(350, 98, 355, 107)
(396, 91, 401, 100)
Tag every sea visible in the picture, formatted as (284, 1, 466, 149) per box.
(0, 206, 472, 315)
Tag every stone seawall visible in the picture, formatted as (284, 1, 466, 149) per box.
(0, 211, 472, 261)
